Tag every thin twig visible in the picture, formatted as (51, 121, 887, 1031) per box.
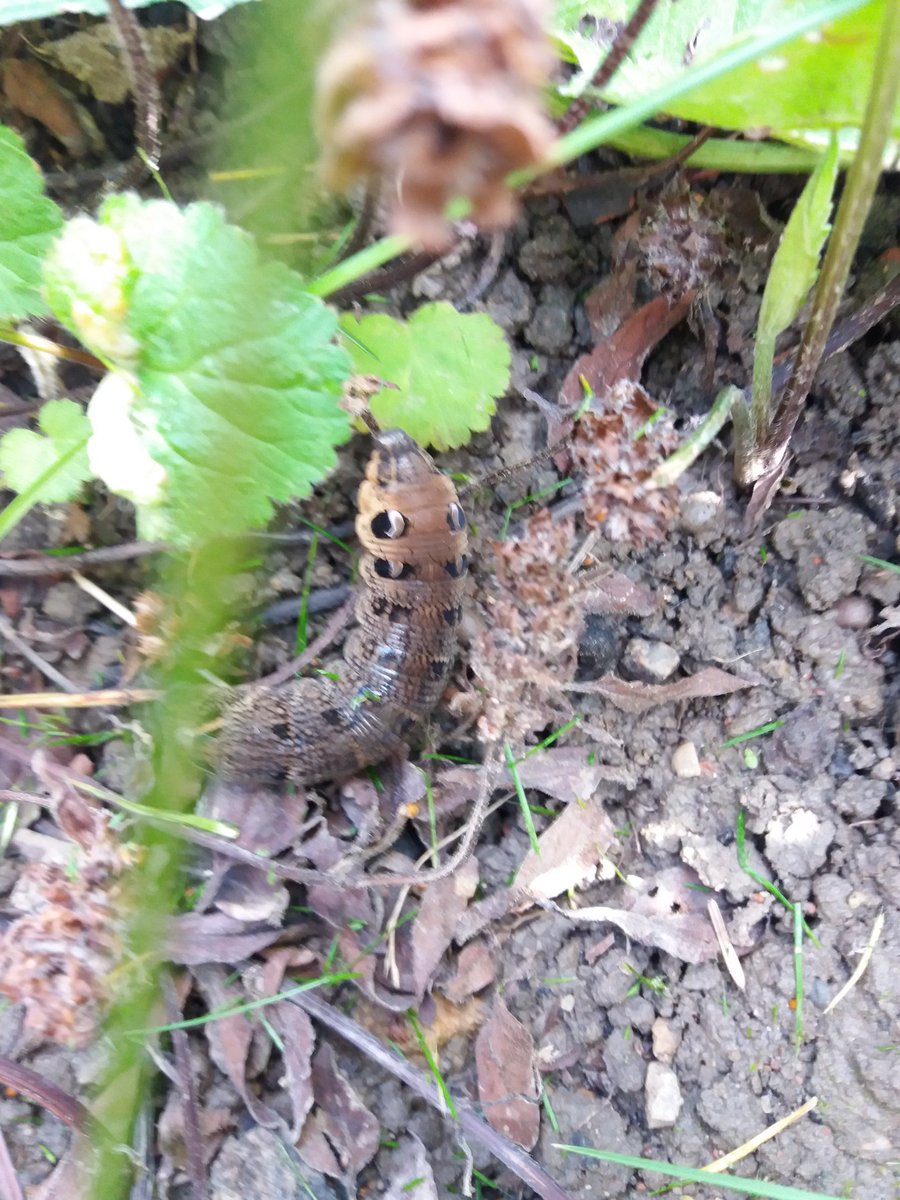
(250, 597, 354, 689)
(557, 0, 662, 134)
(0, 688, 158, 710)
(107, 0, 162, 175)
(0, 613, 78, 693)
(0, 541, 166, 578)
(291, 991, 574, 1200)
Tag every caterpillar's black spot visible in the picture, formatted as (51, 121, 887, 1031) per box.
(443, 605, 462, 627)
(447, 502, 466, 532)
(371, 509, 408, 539)
(444, 555, 468, 578)
(270, 721, 290, 740)
(321, 707, 343, 727)
(399, 716, 417, 735)
(389, 604, 410, 624)
(374, 558, 414, 580)
(430, 659, 447, 679)
(371, 593, 389, 615)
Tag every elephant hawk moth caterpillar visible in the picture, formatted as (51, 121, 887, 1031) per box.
(217, 429, 468, 786)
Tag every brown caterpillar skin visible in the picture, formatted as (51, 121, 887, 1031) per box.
(217, 429, 468, 786)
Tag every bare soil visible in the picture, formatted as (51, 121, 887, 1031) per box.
(0, 6, 898, 1199)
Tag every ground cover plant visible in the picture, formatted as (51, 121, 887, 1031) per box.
(0, 1, 898, 1198)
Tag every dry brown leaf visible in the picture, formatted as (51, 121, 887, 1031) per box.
(567, 666, 759, 714)
(296, 1044, 380, 1183)
(513, 746, 614, 806)
(39, 23, 193, 105)
(517, 796, 617, 902)
(542, 869, 725, 964)
(560, 293, 694, 409)
(442, 938, 496, 1002)
(192, 965, 280, 1130)
(2, 59, 90, 156)
(409, 856, 479, 998)
(475, 995, 540, 1150)
(166, 912, 283, 966)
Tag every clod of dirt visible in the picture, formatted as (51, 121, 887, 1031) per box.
(764, 807, 836, 880)
(771, 509, 873, 611)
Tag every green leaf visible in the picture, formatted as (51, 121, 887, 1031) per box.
(43, 195, 351, 544)
(750, 135, 839, 436)
(758, 135, 840, 348)
(554, 0, 897, 154)
(340, 302, 510, 451)
(0, 125, 63, 319)
(0, 399, 91, 538)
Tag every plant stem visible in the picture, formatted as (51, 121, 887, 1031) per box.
(746, 0, 900, 518)
(649, 386, 741, 489)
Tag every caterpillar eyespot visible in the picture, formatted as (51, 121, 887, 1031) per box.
(217, 429, 468, 787)
(447, 502, 466, 532)
(374, 558, 413, 580)
(371, 509, 408, 539)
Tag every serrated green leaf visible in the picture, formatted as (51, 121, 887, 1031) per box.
(340, 302, 510, 451)
(0, 125, 63, 319)
(44, 195, 351, 544)
(0, 398, 91, 503)
(555, 0, 897, 153)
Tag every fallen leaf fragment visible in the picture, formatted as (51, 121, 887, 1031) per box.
(476, 995, 540, 1150)
(442, 939, 496, 1003)
(518, 796, 616, 902)
(296, 1044, 380, 1183)
(567, 666, 759, 714)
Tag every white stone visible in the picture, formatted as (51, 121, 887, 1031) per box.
(645, 1062, 683, 1129)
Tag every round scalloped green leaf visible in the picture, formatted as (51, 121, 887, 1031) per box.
(45, 195, 351, 544)
(0, 398, 90, 502)
(0, 125, 62, 319)
(340, 302, 510, 451)
(557, 0, 897, 148)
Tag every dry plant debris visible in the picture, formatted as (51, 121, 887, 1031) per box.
(316, 0, 556, 249)
(0, 785, 135, 1047)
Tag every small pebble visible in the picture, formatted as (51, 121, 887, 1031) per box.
(622, 637, 680, 682)
(651, 1017, 680, 1064)
(645, 1062, 683, 1129)
(834, 594, 874, 629)
(672, 741, 701, 778)
(680, 490, 723, 536)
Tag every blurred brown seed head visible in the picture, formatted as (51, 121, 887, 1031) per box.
(316, 0, 556, 250)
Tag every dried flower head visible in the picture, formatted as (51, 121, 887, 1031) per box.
(0, 799, 134, 1047)
(317, 0, 555, 249)
(469, 510, 584, 743)
(571, 380, 680, 544)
